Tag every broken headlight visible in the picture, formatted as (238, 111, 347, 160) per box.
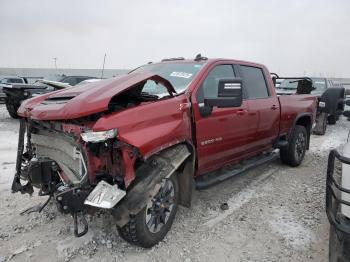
(81, 129, 118, 143)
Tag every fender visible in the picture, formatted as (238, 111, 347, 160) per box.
(93, 94, 193, 159)
(112, 144, 191, 227)
(291, 113, 312, 149)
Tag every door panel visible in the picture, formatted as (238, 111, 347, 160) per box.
(247, 98, 280, 150)
(239, 65, 280, 151)
(195, 100, 256, 174)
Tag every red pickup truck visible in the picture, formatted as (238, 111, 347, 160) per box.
(12, 55, 317, 247)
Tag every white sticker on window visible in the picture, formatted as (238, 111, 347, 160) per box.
(170, 72, 193, 79)
(224, 83, 241, 89)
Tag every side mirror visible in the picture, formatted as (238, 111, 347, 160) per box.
(204, 78, 243, 108)
(346, 99, 350, 106)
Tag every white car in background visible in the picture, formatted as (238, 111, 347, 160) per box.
(327, 99, 350, 262)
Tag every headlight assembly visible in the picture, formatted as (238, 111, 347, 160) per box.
(81, 129, 118, 143)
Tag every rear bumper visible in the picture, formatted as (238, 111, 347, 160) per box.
(326, 150, 350, 234)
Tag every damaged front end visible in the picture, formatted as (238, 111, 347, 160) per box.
(11, 69, 195, 245)
(12, 116, 191, 237)
(11, 118, 141, 237)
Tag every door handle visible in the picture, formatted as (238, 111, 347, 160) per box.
(237, 109, 247, 115)
(271, 105, 278, 110)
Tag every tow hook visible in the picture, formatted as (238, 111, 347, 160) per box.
(73, 211, 88, 237)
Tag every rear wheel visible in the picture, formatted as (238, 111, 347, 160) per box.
(118, 173, 179, 248)
(5, 98, 20, 118)
(280, 125, 307, 167)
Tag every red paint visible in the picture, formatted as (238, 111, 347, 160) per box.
(19, 59, 317, 187)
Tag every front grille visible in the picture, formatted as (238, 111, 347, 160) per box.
(31, 130, 87, 185)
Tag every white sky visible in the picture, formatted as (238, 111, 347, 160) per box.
(0, 0, 349, 77)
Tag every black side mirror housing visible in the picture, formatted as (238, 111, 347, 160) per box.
(204, 78, 243, 108)
(345, 99, 350, 106)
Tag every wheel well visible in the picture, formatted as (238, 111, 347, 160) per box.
(134, 142, 195, 207)
(162, 142, 195, 208)
(295, 115, 311, 149)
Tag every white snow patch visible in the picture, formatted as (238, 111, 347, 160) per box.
(0, 128, 18, 191)
(203, 168, 276, 228)
(310, 120, 349, 153)
(269, 208, 314, 249)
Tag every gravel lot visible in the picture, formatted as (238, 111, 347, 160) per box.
(0, 104, 349, 262)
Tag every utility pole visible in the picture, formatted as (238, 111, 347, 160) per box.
(101, 53, 107, 79)
(53, 57, 58, 71)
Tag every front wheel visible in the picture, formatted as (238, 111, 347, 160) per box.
(118, 173, 179, 248)
(280, 125, 307, 167)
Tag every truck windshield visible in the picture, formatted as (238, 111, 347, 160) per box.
(130, 62, 204, 94)
(279, 79, 299, 89)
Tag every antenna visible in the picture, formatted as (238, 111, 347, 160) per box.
(101, 53, 107, 79)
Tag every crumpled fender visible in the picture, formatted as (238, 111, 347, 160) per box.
(92, 93, 193, 159)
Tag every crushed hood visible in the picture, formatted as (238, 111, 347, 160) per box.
(18, 73, 176, 120)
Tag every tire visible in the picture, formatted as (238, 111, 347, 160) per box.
(328, 115, 337, 125)
(280, 125, 307, 167)
(313, 112, 327, 135)
(118, 173, 179, 248)
(5, 98, 20, 118)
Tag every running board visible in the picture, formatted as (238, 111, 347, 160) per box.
(195, 151, 279, 189)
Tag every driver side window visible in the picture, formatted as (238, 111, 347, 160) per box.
(197, 65, 235, 103)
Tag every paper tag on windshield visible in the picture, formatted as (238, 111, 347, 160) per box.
(170, 72, 193, 79)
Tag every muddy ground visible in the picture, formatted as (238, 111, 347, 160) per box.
(0, 104, 349, 262)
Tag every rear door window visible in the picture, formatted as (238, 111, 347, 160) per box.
(240, 65, 269, 99)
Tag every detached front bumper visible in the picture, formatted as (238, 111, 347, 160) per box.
(326, 149, 350, 234)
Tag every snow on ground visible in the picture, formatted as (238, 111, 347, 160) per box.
(0, 104, 349, 262)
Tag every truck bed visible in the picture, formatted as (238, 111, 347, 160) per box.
(278, 94, 317, 136)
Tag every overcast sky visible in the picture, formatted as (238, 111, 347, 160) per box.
(0, 0, 349, 77)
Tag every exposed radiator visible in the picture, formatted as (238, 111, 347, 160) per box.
(31, 130, 86, 184)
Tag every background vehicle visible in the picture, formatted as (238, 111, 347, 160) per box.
(0, 76, 27, 102)
(12, 56, 317, 248)
(273, 76, 345, 135)
(3, 75, 98, 118)
(326, 100, 350, 262)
